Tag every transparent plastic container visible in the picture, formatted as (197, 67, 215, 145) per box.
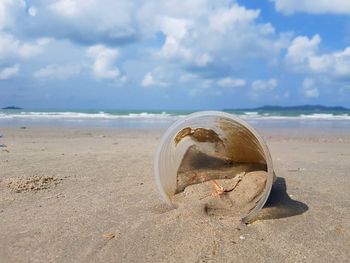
(154, 111, 274, 223)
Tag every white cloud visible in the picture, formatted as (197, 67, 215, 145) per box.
(0, 0, 25, 29)
(49, 0, 83, 17)
(0, 64, 19, 80)
(188, 78, 228, 96)
(302, 78, 319, 98)
(272, 0, 350, 15)
(304, 87, 319, 98)
(209, 5, 260, 33)
(49, 0, 122, 19)
(286, 35, 350, 79)
(303, 78, 314, 89)
(146, 2, 291, 86)
(249, 78, 278, 100)
(46, 0, 135, 44)
(140, 1, 289, 74)
(203, 4, 288, 61)
(36, 38, 52, 46)
(217, 77, 246, 88)
(195, 53, 212, 67)
(160, 36, 192, 60)
(251, 78, 278, 91)
(286, 35, 320, 66)
(179, 73, 197, 83)
(0, 0, 320, 97)
(141, 72, 155, 87)
(87, 45, 121, 79)
(159, 16, 189, 40)
(0, 33, 47, 59)
(34, 64, 81, 80)
(141, 69, 168, 87)
(28, 6, 37, 17)
(158, 16, 192, 60)
(0, 0, 292, 89)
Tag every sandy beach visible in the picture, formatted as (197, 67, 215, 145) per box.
(1, 125, 350, 262)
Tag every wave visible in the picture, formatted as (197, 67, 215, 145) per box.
(242, 113, 350, 120)
(0, 111, 349, 121)
(243, 111, 259, 115)
(299, 113, 349, 119)
(0, 111, 179, 120)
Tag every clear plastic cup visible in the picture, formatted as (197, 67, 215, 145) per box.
(154, 111, 274, 223)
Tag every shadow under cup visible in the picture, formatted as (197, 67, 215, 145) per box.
(154, 111, 275, 223)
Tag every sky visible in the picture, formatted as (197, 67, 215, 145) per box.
(1, 0, 350, 110)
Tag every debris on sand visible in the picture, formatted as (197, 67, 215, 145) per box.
(7, 175, 62, 193)
(155, 112, 274, 223)
(102, 233, 116, 240)
(0, 144, 7, 147)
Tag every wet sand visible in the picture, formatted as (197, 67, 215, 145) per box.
(0, 126, 350, 262)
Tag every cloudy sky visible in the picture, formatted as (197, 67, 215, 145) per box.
(1, 0, 350, 110)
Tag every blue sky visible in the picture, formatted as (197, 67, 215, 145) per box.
(1, 0, 350, 110)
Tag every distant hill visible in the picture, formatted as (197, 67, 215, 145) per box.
(225, 105, 350, 112)
(2, 106, 23, 110)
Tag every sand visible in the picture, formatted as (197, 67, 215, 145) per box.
(174, 143, 268, 221)
(175, 145, 267, 193)
(174, 171, 267, 221)
(7, 175, 63, 193)
(1, 126, 350, 262)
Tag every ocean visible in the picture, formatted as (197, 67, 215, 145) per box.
(1, 109, 350, 130)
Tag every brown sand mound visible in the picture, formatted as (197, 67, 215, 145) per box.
(7, 175, 62, 193)
(174, 138, 268, 221)
(174, 171, 267, 219)
(176, 145, 267, 193)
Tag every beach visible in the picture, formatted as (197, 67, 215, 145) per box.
(1, 123, 350, 262)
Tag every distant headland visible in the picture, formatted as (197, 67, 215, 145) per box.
(1, 106, 23, 110)
(225, 105, 350, 112)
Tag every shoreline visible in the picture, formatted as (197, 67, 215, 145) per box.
(0, 116, 350, 130)
(2, 120, 350, 141)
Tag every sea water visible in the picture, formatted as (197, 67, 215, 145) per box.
(0, 109, 350, 130)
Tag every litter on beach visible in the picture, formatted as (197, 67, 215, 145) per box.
(155, 111, 275, 223)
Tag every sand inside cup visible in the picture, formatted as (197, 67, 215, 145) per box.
(172, 121, 268, 220)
